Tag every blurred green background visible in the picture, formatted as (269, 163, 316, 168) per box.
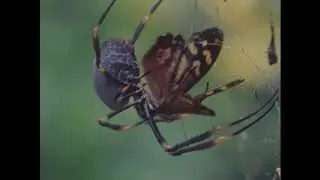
(40, 0, 280, 180)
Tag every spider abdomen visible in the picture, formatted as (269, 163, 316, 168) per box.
(93, 39, 140, 111)
(100, 39, 140, 84)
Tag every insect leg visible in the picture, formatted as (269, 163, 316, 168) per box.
(193, 78, 245, 102)
(92, 0, 117, 71)
(165, 89, 279, 156)
(131, 0, 164, 45)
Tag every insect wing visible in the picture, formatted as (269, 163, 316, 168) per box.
(142, 33, 186, 100)
(141, 33, 216, 117)
(171, 27, 224, 94)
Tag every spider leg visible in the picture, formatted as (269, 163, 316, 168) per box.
(106, 78, 247, 132)
(193, 78, 245, 102)
(92, 0, 117, 71)
(116, 62, 167, 98)
(98, 99, 143, 128)
(170, 98, 277, 156)
(115, 83, 148, 103)
(98, 96, 178, 132)
(165, 88, 279, 156)
(143, 100, 173, 149)
(98, 114, 186, 132)
(98, 118, 145, 132)
(131, 0, 164, 45)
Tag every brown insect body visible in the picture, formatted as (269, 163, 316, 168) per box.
(142, 28, 224, 118)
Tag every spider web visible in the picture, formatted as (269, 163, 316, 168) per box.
(176, 0, 280, 156)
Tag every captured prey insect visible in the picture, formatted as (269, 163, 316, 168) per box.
(92, 0, 163, 111)
(100, 29, 245, 128)
(95, 2, 279, 155)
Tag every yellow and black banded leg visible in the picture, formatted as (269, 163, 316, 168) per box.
(116, 61, 170, 100)
(193, 78, 245, 103)
(115, 81, 149, 103)
(99, 118, 145, 132)
(115, 88, 144, 103)
(131, 0, 163, 45)
(98, 98, 182, 132)
(101, 79, 246, 132)
(98, 115, 186, 132)
(165, 89, 279, 156)
(142, 101, 173, 150)
(92, 0, 117, 73)
(114, 79, 151, 104)
(98, 99, 144, 131)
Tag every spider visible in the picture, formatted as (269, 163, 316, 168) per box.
(93, 0, 279, 156)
